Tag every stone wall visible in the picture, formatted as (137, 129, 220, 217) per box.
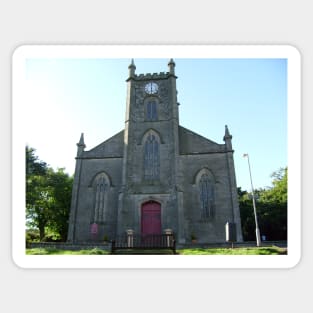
(27, 242, 111, 250)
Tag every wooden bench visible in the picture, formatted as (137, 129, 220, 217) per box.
(111, 234, 176, 254)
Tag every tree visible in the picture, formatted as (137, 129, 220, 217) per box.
(26, 146, 47, 177)
(237, 188, 257, 241)
(26, 147, 73, 241)
(26, 146, 50, 240)
(258, 167, 287, 241)
(46, 168, 73, 241)
(238, 167, 287, 241)
(260, 167, 287, 203)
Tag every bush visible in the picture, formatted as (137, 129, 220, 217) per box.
(26, 229, 40, 243)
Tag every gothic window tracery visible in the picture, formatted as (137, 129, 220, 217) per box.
(144, 132, 160, 180)
(197, 170, 215, 219)
(93, 173, 109, 223)
(146, 100, 158, 121)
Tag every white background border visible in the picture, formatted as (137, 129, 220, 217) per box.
(2, 1, 311, 312)
(12, 45, 301, 269)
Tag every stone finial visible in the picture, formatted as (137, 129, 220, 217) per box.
(223, 125, 233, 149)
(77, 133, 86, 156)
(224, 125, 232, 139)
(128, 58, 136, 78)
(78, 133, 85, 145)
(168, 58, 176, 75)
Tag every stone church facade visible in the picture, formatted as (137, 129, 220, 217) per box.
(67, 59, 243, 245)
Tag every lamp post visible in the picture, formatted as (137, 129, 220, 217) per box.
(243, 153, 261, 247)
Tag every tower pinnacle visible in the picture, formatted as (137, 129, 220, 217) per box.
(77, 133, 86, 156)
(223, 125, 233, 150)
(168, 58, 175, 75)
(128, 59, 136, 78)
(224, 125, 232, 139)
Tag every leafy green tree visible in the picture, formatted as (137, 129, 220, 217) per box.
(260, 167, 287, 203)
(46, 168, 73, 241)
(26, 146, 73, 241)
(26, 146, 47, 176)
(238, 167, 287, 241)
(26, 146, 50, 240)
(237, 188, 256, 241)
(258, 167, 287, 240)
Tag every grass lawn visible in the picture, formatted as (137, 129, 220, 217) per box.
(26, 246, 287, 255)
(178, 246, 287, 255)
(26, 248, 110, 255)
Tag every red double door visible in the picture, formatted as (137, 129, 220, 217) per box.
(141, 201, 161, 236)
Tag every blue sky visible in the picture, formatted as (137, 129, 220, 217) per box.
(25, 57, 287, 191)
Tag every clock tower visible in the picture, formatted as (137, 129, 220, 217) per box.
(117, 59, 184, 240)
(67, 59, 243, 245)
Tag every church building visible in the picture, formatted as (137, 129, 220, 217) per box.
(67, 59, 243, 245)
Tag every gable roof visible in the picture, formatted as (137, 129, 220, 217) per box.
(80, 125, 228, 159)
(178, 126, 226, 154)
(82, 130, 124, 158)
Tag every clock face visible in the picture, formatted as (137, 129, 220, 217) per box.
(145, 82, 158, 94)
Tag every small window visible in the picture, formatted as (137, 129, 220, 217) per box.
(146, 100, 158, 121)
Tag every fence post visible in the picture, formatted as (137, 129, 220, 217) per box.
(164, 229, 173, 248)
(111, 240, 116, 254)
(126, 229, 134, 248)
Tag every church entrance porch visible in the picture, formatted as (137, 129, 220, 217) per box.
(141, 201, 161, 236)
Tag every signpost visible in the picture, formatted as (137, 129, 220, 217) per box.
(225, 222, 237, 249)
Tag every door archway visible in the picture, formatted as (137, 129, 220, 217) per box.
(141, 201, 161, 236)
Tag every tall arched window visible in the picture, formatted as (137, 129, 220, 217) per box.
(93, 172, 110, 223)
(196, 169, 215, 219)
(146, 100, 158, 121)
(144, 132, 160, 180)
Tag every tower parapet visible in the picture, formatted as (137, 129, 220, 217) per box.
(132, 71, 173, 81)
(126, 59, 177, 82)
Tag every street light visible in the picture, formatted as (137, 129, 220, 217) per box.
(243, 153, 261, 247)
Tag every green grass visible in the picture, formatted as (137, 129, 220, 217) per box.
(26, 248, 110, 255)
(26, 246, 286, 255)
(178, 246, 287, 255)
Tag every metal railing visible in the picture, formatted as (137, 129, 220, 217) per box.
(111, 234, 176, 254)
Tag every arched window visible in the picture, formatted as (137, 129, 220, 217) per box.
(146, 100, 158, 121)
(144, 132, 160, 180)
(196, 169, 215, 219)
(93, 172, 110, 223)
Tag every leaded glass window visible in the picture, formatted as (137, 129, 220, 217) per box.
(199, 173, 215, 219)
(144, 134, 160, 180)
(94, 174, 108, 223)
(146, 100, 158, 121)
